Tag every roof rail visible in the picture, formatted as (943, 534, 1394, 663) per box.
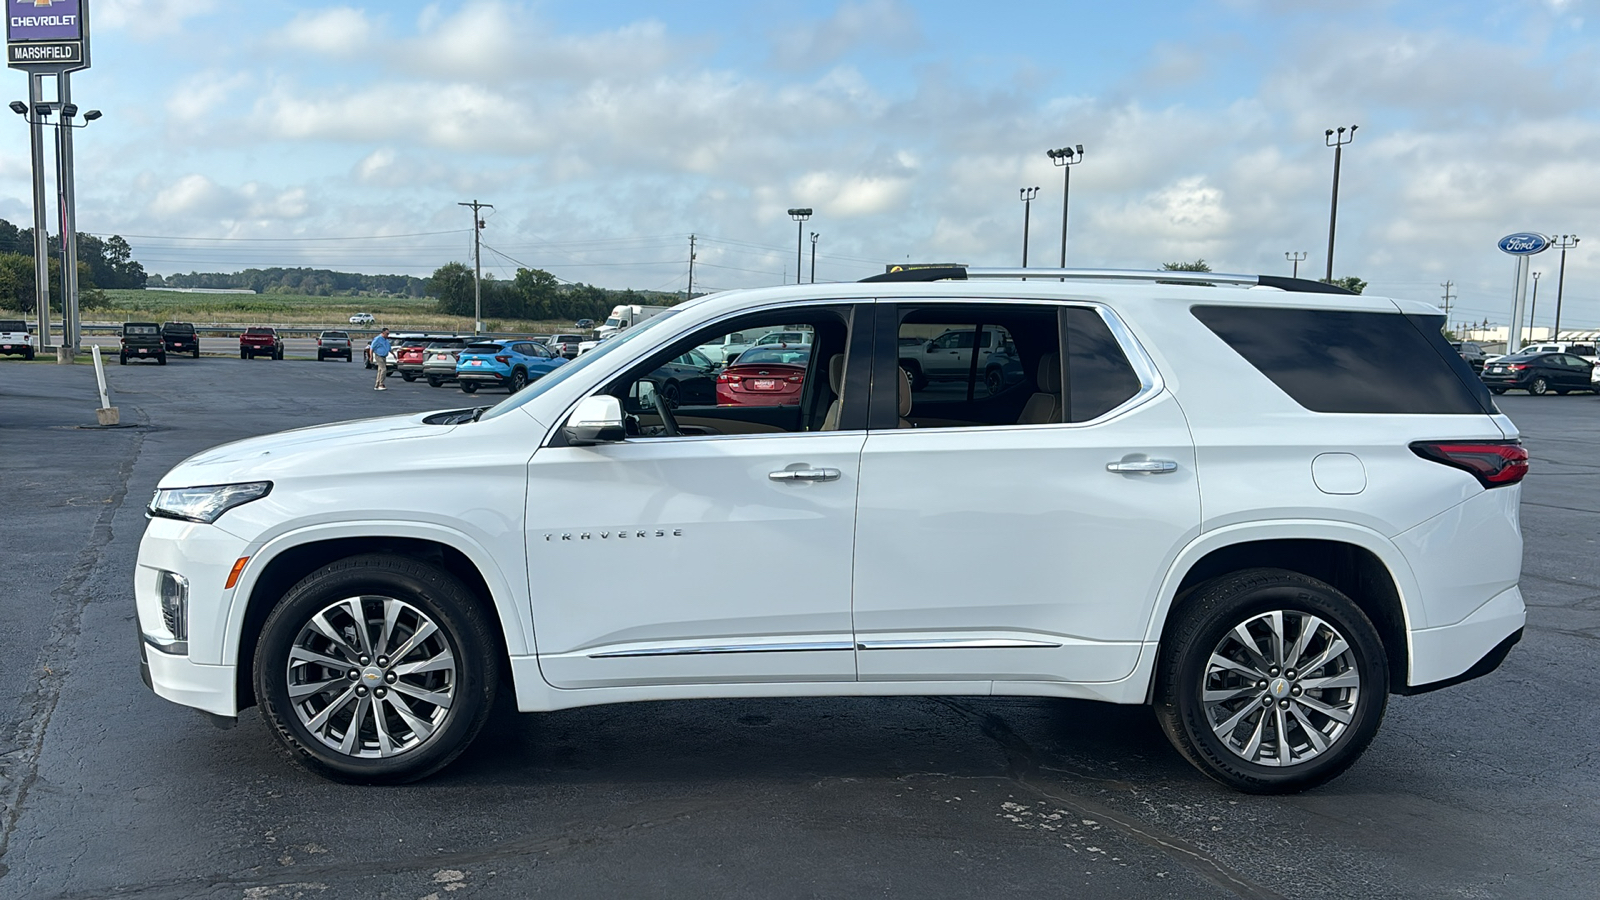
(859, 266, 1355, 295)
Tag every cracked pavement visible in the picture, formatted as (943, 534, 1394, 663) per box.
(0, 357, 1596, 899)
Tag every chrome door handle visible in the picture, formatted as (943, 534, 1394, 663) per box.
(769, 467, 841, 483)
(1106, 459, 1178, 475)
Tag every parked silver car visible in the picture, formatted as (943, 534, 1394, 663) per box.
(422, 338, 471, 387)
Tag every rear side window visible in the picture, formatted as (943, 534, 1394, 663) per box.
(1192, 305, 1492, 414)
(1063, 307, 1141, 423)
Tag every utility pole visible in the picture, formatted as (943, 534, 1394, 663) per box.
(1019, 186, 1040, 267)
(809, 232, 818, 284)
(458, 200, 492, 334)
(1439, 280, 1455, 331)
(1527, 272, 1540, 342)
(686, 234, 696, 299)
(1324, 125, 1357, 282)
(1550, 234, 1580, 339)
(1286, 251, 1307, 279)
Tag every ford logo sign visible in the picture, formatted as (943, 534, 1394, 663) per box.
(1498, 233, 1550, 255)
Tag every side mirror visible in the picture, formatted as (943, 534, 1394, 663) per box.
(926, 340, 937, 352)
(564, 395, 627, 445)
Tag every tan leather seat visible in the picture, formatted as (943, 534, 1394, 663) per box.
(820, 354, 846, 431)
(1017, 353, 1061, 424)
(898, 366, 914, 428)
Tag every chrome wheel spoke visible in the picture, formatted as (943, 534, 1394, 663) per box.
(1290, 705, 1330, 754)
(1267, 610, 1286, 666)
(1240, 709, 1267, 760)
(289, 646, 353, 671)
(308, 611, 364, 662)
(394, 649, 455, 677)
(392, 680, 454, 711)
(377, 598, 402, 658)
(1204, 683, 1263, 704)
(1300, 670, 1360, 692)
(344, 597, 374, 657)
(388, 620, 439, 663)
(1212, 697, 1262, 739)
(1298, 637, 1350, 676)
(1274, 706, 1291, 766)
(289, 676, 346, 700)
(1208, 653, 1265, 681)
(1295, 694, 1354, 724)
(388, 695, 437, 741)
(339, 696, 371, 755)
(1229, 623, 1273, 672)
(305, 686, 358, 732)
(373, 697, 398, 756)
(1285, 615, 1325, 671)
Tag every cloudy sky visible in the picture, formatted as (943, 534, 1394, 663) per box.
(2, 0, 1596, 328)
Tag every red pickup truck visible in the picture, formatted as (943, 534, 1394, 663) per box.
(240, 327, 284, 360)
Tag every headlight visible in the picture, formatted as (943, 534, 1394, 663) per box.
(149, 482, 272, 524)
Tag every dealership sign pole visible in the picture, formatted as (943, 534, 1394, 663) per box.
(7, 0, 89, 360)
(1498, 233, 1549, 355)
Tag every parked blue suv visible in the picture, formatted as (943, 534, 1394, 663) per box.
(456, 340, 566, 393)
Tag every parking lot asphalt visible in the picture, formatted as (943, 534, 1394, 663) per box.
(0, 356, 1597, 900)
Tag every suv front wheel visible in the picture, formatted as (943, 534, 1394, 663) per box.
(1153, 568, 1388, 794)
(253, 554, 497, 784)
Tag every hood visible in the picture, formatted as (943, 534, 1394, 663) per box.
(162, 413, 455, 487)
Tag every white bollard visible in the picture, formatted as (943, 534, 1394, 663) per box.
(90, 344, 119, 426)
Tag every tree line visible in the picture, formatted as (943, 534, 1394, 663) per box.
(426, 262, 684, 322)
(0, 217, 147, 312)
(150, 268, 427, 297)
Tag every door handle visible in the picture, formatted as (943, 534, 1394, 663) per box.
(769, 467, 841, 483)
(1105, 459, 1179, 475)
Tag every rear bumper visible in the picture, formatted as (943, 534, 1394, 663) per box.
(1406, 585, 1526, 690)
(457, 370, 510, 384)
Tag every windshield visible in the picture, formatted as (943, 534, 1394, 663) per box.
(478, 310, 679, 422)
(126, 325, 159, 335)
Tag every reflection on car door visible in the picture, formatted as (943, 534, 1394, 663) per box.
(525, 312, 867, 690)
(851, 302, 1202, 685)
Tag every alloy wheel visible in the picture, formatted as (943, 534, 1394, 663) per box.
(1201, 610, 1361, 768)
(285, 595, 458, 759)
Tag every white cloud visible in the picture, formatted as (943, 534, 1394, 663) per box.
(276, 7, 374, 57)
(769, 0, 922, 69)
(97, 0, 218, 39)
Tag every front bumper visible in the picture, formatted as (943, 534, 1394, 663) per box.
(138, 624, 239, 717)
(135, 517, 252, 716)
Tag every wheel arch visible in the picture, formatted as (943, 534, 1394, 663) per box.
(1146, 525, 1418, 695)
(227, 528, 528, 711)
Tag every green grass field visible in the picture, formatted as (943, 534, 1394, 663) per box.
(1, 289, 580, 333)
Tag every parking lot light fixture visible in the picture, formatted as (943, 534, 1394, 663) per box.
(1046, 145, 1084, 266)
(1324, 125, 1357, 281)
(1285, 251, 1307, 279)
(1018, 187, 1040, 267)
(787, 208, 812, 284)
(8, 101, 26, 115)
(1549, 234, 1579, 338)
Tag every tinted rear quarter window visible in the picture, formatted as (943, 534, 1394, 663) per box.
(1192, 305, 1493, 414)
(1063, 307, 1142, 422)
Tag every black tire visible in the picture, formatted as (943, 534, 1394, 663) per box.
(899, 360, 928, 391)
(658, 378, 680, 407)
(1153, 568, 1388, 794)
(194, 346, 201, 358)
(118, 353, 126, 365)
(241, 349, 250, 360)
(427, 376, 444, 388)
(253, 553, 497, 784)
(24, 347, 34, 360)
(158, 354, 167, 366)
(984, 367, 1004, 395)
(318, 351, 326, 361)
(460, 382, 478, 394)
(1528, 376, 1550, 395)
(275, 348, 285, 360)
(508, 368, 528, 393)
(401, 372, 417, 382)
(1555, 389, 1569, 395)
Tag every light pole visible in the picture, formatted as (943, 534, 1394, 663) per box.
(809, 232, 819, 284)
(1324, 125, 1357, 282)
(1285, 251, 1307, 279)
(1019, 186, 1040, 267)
(787, 208, 812, 284)
(1549, 234, 1579, 339)
(1046, 145, 1083, 267)
(10, 98, 53, 350)
(52, 103, 99, 356)
(1528, 271, 1541, 343)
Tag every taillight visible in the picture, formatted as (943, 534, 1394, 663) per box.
(495, 355, 510, 364)
(1410, 440, 1529, 488)
(787, 374, 803, 383)
(1509, 364, 1527, 371)
(717, 372, 738, 383)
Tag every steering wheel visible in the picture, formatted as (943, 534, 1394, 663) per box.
(651, 385, 681, 436)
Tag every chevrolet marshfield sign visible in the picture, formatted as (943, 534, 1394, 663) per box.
(7, 0, 89, 71)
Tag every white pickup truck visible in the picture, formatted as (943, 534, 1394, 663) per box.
(896, 326, 1011, 389)
(0, 319, 36, 360)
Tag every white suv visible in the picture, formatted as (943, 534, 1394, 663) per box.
(135, 267, 1526, 792)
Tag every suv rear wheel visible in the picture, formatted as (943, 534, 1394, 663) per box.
(1154, 568, 1388, 794)
(253, 554, 497, 784)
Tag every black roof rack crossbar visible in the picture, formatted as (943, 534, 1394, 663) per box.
(859, 267, 1356, 295)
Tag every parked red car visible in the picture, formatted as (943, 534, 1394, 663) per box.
(395, 340, 430, 381)
(715, 345, 810, 406)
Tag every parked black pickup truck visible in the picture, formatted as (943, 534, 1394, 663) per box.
(161, 322, 200, 358)
(120, 322, 166, 365)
